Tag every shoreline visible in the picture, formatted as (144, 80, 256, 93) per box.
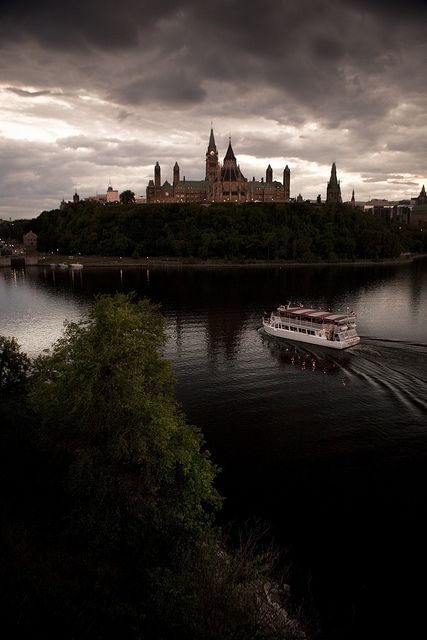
(2, 253, 427, 269)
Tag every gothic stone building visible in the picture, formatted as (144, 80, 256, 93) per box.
(146, 129, 291, 204)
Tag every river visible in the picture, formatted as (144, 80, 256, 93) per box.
(1, 259, 427, 639)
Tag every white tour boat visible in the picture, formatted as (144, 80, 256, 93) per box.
(262, 302, 360, 350)
(69, 263, 83, 269)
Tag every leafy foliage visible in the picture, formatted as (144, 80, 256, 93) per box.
(0, 295, 307, 638)
(31, 294, 221, 549)
(120, 189, 136, 205)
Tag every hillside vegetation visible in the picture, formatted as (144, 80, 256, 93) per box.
(3, 201, 426, 261)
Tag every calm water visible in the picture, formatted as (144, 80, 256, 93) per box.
(1, 260, 427, 638)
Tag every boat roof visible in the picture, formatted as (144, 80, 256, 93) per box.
(277, 305, 355, 323)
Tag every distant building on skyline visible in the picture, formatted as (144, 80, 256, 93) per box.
(106, 184, 119, 203)
(146, 128, 291, 204)
(410, 185, 427, 227)
(57, 142, 425, 212)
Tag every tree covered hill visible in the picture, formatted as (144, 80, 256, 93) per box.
(4, 201, 426, 261)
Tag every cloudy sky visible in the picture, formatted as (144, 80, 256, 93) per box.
(0, 0, 426, 219)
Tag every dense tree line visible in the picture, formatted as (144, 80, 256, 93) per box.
(4, 201, 426, 261)
(0, 294, 306, 639)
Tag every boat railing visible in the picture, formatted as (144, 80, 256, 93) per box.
(278, 313, 329, 329)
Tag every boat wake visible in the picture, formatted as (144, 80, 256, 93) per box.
(359, 336, 427, 350)
(260, 329, 427, 419)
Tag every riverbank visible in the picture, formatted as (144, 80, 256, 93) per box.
(4, 252, 426, 269)
(1, 253, 427, 269)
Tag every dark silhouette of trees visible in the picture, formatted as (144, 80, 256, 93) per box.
(119, 189, 135, 205)
(17, 201, 426, 261)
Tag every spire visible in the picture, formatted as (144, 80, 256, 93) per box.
(326, 162, 342, 203)
(266, 164, 273, 183)
(208, 127, 216, 151)
(154, 161, 161, 189)
(283, 165, 290, 200)
(224, 139, 236, 162)
(220, 137, 244, 182)
(420, 185, 426, 197)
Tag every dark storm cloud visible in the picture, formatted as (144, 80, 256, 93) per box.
(1, 1, 426, 216)
(111, 71, 206, 106)
(1, 0, 426, 123)
(0, 0, 184, 51)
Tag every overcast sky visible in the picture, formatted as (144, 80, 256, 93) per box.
(1, 0, 426, 219)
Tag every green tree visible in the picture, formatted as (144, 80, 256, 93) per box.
(120, 189, 136, 205)
(32, 294, 221, 547)
(19, 294, 220, 634)
(1, 300, 307, 639)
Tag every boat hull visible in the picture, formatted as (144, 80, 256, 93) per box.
(262, 320, 360, 350)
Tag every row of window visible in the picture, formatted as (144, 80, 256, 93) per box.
(273, 323, 317, 336)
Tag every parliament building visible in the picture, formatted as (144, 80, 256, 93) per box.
(146, 128, 291, 204)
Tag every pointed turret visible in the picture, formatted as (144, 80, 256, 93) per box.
(283, 165, 290, 200)
(418, 185, 427, 203)
(351, 189, 355, 206)
(154, 161, 161, 188)
(326, 162, 342, 203)
(173, 161, 180, 186)
(266, 164, 273, 184)
(208, 127, 216, 152)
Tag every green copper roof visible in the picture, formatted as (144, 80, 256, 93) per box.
(175, 180, 208, 188)
(249, 181, 283, 189)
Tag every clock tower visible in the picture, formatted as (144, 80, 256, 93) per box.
(205, 127, 219, 182)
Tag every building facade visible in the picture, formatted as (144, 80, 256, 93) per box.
(410, 185, 427, 227)
(23, 230, 37, 249)
(146, 129, 291, 204)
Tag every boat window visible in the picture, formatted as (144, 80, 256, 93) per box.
(300, 329, 306, 334)
(290, 326, 297, 332)
(285, 325, 289, 330)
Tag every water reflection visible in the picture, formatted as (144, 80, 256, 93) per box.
(260, 330, 351, 376)
(1, 260, 427, 640)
